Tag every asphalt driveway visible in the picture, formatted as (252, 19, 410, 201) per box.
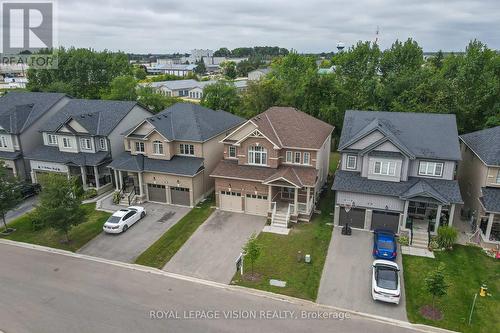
(164, 211, 267, 284)
(317, 227, 407, 321)
(6, 195, 38, 224)
(78, 202, 189, 263)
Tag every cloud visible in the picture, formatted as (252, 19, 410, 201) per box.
(56, 0, 500, 53)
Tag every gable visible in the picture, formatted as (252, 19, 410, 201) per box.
(346, 130, 384, 150)
(67, 119, 88, 133)
(130, 121, 155, 136)
(222, 121, 258, 142)
(58, 125, 71, 133)
(374, 141, 401, 153)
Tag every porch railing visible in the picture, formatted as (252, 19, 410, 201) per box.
(127, 186, 137, 206)
(271, 202, 277, 224)
(297, 196, 314, 214)
(286, 204, 294, 226)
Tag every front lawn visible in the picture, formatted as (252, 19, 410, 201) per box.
(135, 197, 215, 268)
(231, 179, 335, 301)
(1, 203, 111, 252)
(403, 246, 500, 333)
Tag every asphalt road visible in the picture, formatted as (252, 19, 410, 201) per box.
(5, 195, 38, 224)
(0, 242, 427, 333)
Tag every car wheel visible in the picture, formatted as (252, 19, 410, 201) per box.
(122, 225, 128, 233)
(141, 211, 146, 219)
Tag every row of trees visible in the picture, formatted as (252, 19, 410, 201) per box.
(203, 39, 500, 134)
(214, 46, 288, 58)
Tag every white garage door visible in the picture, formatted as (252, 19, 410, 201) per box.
(219, 191, 242, 212)
(245, 194, 268, 216)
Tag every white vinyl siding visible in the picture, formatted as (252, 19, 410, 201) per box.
(248, 146, 267, 166)
(80, 138, 92, 151)
(62, 137, 72, 148)
(47, 134, 58, 145)
(496, 170, 500, 184)
(418, 161, 444, 177)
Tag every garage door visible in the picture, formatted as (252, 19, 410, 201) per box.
(147, 184, 166, 203)
(219, 191, 242, 212)
(245, 194, 268, 216)
(370, 210, 400, 233)
(171, 187, 190, 206)
(339, 207, 365, 229)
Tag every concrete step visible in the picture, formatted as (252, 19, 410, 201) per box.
(272, 220, 288, 227)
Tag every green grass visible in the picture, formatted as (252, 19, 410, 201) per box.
(329, 152, 340, 175)
(403, 246, 500, 333)
(231, 186, 334, 301)
(135, 197, 215, 268)
(1, 204, 111, 252)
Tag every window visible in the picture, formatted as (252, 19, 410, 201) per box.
(248, 145, 267, 165)
(303, 152, 310, 165)
(496, 170, 500, 184)
(135, 141, 145, 153)
(47, 134, 58, 145)
(418, 161, 444, 177)
(0, 136, 7, 148)
(286, 151, 292, 163)
(153, 140, 164, 155)
(346, 155, 357, 169)
(80, 138, 92, 150)
(294, 152, 301, 164)
(180, 143, 194, 155)
(99, 138, 107, 151)
(374, 160, 396, 176)
(228, 146, 236, 158)
(62, 137, 72, 148)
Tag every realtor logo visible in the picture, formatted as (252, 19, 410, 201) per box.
(2, 1, 53, 53)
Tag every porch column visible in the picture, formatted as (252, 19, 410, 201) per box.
(138, 172, 144, 197)
(334, 205, 340, 226)
(402, 200, 409, 229)
(294, 187, 298, 215)
(448, 204, 456, 227)
(268, 186, 272, 210)
(114, 170, 120, 191)
(435, 204, 442, 231)
(306, 187, 311, 212)
(118, 170, 123, 189)
(94, 166, 100, 189)
(80, 166, 88, 190)
(485, 213, 494, 241)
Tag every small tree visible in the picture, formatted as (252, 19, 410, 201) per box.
(36, 174, 85, 243)
(242, 233, 261, 276)
(424, 264, 449, 307)
(194, 59, 206, 75)
(0, 162, 23, 233)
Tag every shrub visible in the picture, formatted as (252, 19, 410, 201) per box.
(112, 191, 121, 204)
(398, 235, 409, 246)
(436, 226, 458, 249)
(82, 189, 98, 200)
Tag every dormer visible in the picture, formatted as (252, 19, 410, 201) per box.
(124, 119, 174, 160)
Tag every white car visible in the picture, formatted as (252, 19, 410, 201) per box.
(103, 206, 146, 234)
(371, 259, 401, 304)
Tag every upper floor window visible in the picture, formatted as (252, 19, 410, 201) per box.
(418, 161, 443, 177)
(180, 143, 194, 155)
(153, 140, 164, 155)
(80, 138, 92, 151)
(286, 151, 292, 163)
(228, 146, 236, 158)
(294, 152, 301, 164)
(0, 136, 7, 148)
(62, 137, 72, 148)
(248, 145, 267, 165)
(346, 155, 357, 169)
(374, 160, 396, 176)
(99, 138, 107, 151)
(303, 152, 310, 165)
(135, 141, 145, 153)
(47, 134, 58, 145)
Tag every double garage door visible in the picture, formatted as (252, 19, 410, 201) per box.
(147, 184, 190, 206)
(219, 191, 268, 216)
(338, 207, 400, 233)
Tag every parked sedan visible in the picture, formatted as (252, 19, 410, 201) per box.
(371, 260, 401, 304)
(373, 230, 397, 260)
(103, 206, 146, 234)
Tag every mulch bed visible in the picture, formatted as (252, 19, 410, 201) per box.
(243, 272, 263, 282)
(420, 305, 443, 321)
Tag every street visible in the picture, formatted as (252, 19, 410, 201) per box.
(0, 241, 426, 333)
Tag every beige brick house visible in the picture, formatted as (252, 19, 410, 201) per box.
(211, 107, 334, 227)
(109, 103, 244, 207)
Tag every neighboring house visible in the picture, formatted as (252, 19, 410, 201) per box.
(145, 79, 248, 101)
(457, 126, 500, 246)
(0, 92, 70, 179)
(332, 111, 463, 236)
(248, 68, 271, 81)
(211, 107, 334, 226)
(317, 66, 335, 75)
(25, 100, 152, 194)
(108, 103, 245, 207)
(145, 64, 197, 76)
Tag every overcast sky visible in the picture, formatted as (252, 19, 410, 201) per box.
(57, 0, 500, 53)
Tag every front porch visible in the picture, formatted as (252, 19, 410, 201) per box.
(402, 199, 456, 235)
(267, 184, 315, 229)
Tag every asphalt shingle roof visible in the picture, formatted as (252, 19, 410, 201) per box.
(0, 150, 22, 160)
(24, 145, 111, 166)
(480, 187, 500, 213)
(460, 126, 500, 166)
(41, 99, 145, 136)
(332, 170, 463, 205)
(142, 103, 245, 142)
(339, 110, 462, 161)
(108, 152, 204, 176)
(0, 92, 66, 134)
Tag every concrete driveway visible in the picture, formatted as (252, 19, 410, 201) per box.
(317, 227, 407, 321)
(164, 210, 267, 284)
(78, 202, 189, 263)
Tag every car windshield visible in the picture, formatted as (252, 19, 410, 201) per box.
(376, 266, 398, 290)
(377, 239, 394, 250)
(106, 216, 122, 224)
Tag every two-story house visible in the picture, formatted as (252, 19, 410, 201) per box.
(108, 103, 245, 207)
(25, 99, 152, 194)
(0, 92, 70, 179)
(457, 126, 500, 246)
(211, 107, 334, 227)
(332, 111, 463, 237)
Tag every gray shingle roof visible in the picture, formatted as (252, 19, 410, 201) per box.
(140, 103, 245, 142)
(41, 99, 145, 136)
(460, 126, 500, 166)
(0, 92, 66, 134)
(0, 150, 22, 160)
(339, 110, 462, 161)
(108, 152, 204, 176)
(480, 187, 500, 213)
(24, 145, 111, 166)
(332, 170, 463, 205)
